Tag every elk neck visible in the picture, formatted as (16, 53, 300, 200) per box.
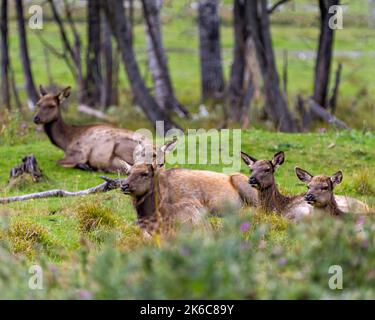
(258, 182, 295, 214)
(323, 195, 345, 216)
(43, 114, 78, 151)
(133, 178, 160, 220)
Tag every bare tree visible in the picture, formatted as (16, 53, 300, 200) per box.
(0, 0, 10, 109)
(227, 0, 255, 126)
(313, 0, 339, 108)
(247, 0, 297, 132)
(101, 14, 114, 109)
(101, 0, 179, 132)
(15, 0, 39, 109)
(47, 0, 85, 103)
(198, 0, 225, 101)
(85, 0, 102, 108)
(141, 0, 189, 117)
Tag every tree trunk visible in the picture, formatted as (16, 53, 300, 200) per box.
(313, 0, 339, 108)
(101, 0, 179, 133)
(142, 0, 189, 118)
(227, 0, 254, 126)
(85, 0, 102, 108)
(101, 14, 113, 109)
(0, 0, 10, 110)
(198, 0, 225, 101)
(15, 0, 38, 109)
(247, 0, 297, 132)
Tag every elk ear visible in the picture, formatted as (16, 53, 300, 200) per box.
(240, 151, 257, 167)
(295, 167, 313, 183)
(39, 85, 48, 97)
(119, 160, 132, 175)
(272, 151, 285, 168)
(160, 137, 178, 154)
(156, 137, 178, 168)
(330, 171, 343, 186)
(55, 86, 71, 104)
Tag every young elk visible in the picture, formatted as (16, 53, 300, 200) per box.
(120, 140, 258, 236)
(33, 86, 152, 172)
(295, 167, 370, 216)
(240, 151, 311, 220)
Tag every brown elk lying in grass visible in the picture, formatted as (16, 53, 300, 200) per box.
(240, 151, 370, 220)
(33, 86, 152, 172)
(295, 167, 370, 216)
(240, 150, 310, 220)
(120, 140, 258, 237)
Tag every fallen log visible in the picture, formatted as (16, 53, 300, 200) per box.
(307, 98, 351, 130)
(0, 176, 122, 204)
(77, 104, 116, 123)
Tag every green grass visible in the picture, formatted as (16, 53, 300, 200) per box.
(0, 1, 374, 299)
(0, 129, 374, 261)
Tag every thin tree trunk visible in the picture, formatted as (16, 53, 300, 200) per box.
(247, 0, 297, 132)
(101, 0, 179, 133)
(198, 0, 225, 101)
(86, 0, 102, 108)
(142, 0, 189, 118)
(15, 0, 38, 109)
(101, 14, 113, 109)
(49, 0, 85, 104)
(0, 0, 10, 110)
(313, 0, 339, 108)
(227, 0, 254, 126)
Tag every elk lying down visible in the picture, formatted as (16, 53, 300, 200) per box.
(240, 150, 310, 220)
(120, 140, 258, 236)
(33, 85, 152, 172)
(295, 167, 370, 216)
(241, 151, 370, 221)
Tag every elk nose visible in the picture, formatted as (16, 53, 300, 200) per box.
(249, 176, 259, 186)
(121, 183, 130, 194)
(33, 115, 41, 124)
(305, 194, 316, 202)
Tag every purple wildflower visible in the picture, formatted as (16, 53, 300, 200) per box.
(357, 216, 365, 226)
(278, 258, 288, 266)
(78, 289, 92, 300)
(240, 222, 251, 233)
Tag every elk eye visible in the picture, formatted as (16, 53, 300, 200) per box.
(141, 172, 148, 177)
(265, 168, 271, 173)
(322, 186, 329, 191)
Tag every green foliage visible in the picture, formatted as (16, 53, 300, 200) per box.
(76, 202, 116, 233)
(0, 214, 373, 299)
(4, 219, 59, 259)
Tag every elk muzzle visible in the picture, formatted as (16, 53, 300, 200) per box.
(33, 115, 41, 124)
(249, 176, 260, 188)
(120, 182, 131, 194)
(305, 193, 316, 204)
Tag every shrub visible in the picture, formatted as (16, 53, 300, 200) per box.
(76, 202, 116, 233)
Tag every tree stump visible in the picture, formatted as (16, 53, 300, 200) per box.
(8, 155, 44, 189)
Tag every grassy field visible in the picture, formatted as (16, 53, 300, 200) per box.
(0, 1, 374, 299)
(0, 126, 374, 299)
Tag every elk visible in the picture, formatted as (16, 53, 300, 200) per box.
(295, 167, 370, 216)
(33, 86, 153, 172)
(120, 139, 258, 236)
(240, 150, 311, 220)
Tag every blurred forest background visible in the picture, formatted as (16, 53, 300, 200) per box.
(1, 0, 374, 133)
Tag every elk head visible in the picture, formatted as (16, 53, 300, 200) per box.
(33, 85, 71, 124)
(120, 138, 179, 197)
(295, 167, 343, 208)
(241, 151, 285, 190)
